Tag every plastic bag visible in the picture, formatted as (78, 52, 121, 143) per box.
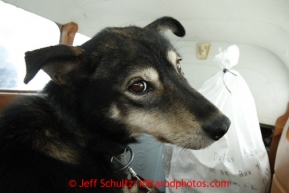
(163, 45, 271, 193)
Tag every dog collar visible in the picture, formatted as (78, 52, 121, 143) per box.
(110, 146, 152, 192)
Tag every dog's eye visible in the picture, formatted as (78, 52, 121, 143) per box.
(130, 81, 147, 93)
(176, 63, 181, 72)
(176, 57, 182, 73)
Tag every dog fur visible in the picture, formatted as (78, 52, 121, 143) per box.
(0, 17, 230, 192)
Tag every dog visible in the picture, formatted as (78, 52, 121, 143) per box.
(0, 17, 230, 193)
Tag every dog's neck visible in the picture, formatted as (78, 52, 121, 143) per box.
(40, 82, 137, 167)
(43, 82, 137, 144)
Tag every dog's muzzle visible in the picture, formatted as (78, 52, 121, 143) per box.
(203, 116, 231, 140)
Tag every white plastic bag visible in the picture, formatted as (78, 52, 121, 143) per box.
(163, 45, 271, 193)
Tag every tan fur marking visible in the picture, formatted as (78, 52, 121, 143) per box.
(142, 67, 159, 82)
(33, 137, 80, 165)
(167, 50, 177, 66)
(126, 67, 159, 83)
(70, 46, 84, 56)
(123, 105, 214, 149)
(108, 103, 121, 120)
(46, 143, 80, 164)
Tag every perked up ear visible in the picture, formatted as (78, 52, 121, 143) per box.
(24, 45, 88, 85)
(145, 16, 186, 37)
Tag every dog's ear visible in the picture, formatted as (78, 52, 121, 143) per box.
(145, 16, 186, 37)
(24, 45, 88, 85)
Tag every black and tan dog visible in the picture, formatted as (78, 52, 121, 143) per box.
(0, 17, 230, 192)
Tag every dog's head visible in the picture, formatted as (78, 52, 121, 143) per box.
(24, 17, 230, 149)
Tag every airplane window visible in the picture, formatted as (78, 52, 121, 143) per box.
(0, 2, 90, 90)
(0, 1, 58, 90)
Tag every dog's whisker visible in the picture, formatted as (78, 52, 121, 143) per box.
(172, 37, 184, 47)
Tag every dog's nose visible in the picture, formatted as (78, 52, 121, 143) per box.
(203, 116, 230, 140)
